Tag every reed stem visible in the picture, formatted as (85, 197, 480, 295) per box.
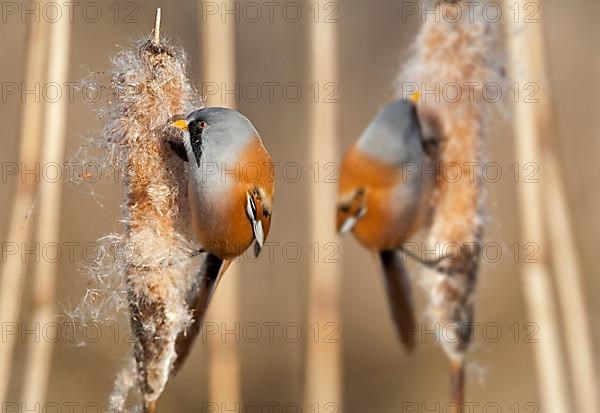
(305, 0, 342, 408)
(199, 0, 242, 406)
(0, 3, 49, 402)
(505, 1, 571, 411)
(21, 5, 72, 405)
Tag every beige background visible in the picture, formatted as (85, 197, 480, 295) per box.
(1, 0, 599, 411)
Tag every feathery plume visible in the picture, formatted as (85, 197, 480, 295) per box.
(397, 0, 504, 406)
(84, 10, 204, 411)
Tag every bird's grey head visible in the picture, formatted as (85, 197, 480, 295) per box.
(357, 100, 424, 165)
(175, 107, 259, 167)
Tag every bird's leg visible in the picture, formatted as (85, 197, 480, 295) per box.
(437, 240, 482, 278)
(398, 246, 454, 274)
(400, 239, 481, 277)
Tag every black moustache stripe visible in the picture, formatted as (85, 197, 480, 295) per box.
(189, 121, 203, 167)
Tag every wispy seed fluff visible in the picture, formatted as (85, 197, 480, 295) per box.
(396, 0, 505, 363)
(91, 36, 203, 411)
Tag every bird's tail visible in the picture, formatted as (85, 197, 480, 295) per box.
(377, 250, 417, 351)
(172, 253, 231, 374)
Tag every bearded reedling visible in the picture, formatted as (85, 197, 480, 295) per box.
(396, 0, 504, 406)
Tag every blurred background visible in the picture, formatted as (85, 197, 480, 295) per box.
(1, 0, 599, 412)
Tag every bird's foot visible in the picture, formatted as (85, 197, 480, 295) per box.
(399, 246, 456, 275)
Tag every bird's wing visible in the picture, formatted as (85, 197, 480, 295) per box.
(375, 250, 417, 351)
(172, 254, 231, 375)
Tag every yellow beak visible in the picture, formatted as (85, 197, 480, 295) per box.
(170, 119, 189, 131)
(409, 91, 421, 104)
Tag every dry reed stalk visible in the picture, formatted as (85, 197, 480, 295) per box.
(514, 2, 598, 409)
(520, 270, 569, 412)
(305, 0, 341, 408)
(20, 7, 72, 406)
(544, 152, 599, 413)
(199, 0, 241, 405)
(505, 2, 569, 411)
(0, 5, 49, 402)
(96, 9, 204, 412)
(397, 0, 503, 406)
(506, 0, 591, 411)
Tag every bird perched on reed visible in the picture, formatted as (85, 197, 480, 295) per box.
(169, 107, 274, 371)
(336, 99, 435, 350)
(396, 0, 502, 405)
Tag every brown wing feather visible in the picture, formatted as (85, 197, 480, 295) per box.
(172, 254, 231, 375)
(376, 250, 417, 351)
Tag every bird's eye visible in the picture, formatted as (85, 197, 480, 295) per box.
(199, 121, 207, 128)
